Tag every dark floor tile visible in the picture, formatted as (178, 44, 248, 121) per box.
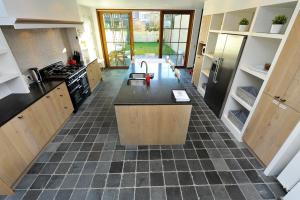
(181, 186, 198, 200)
(87, 152, 101, 161)
(68, 162, 84, 174)
(38, 190, 57, 200)
(192, 171, 207, 185)
(91, 174, 107, 188)
(121, 173, 135, 187)
(27, 163, 45, 174)
(70, 189, 88, 200)
(150, 150, 161, 160)
(86, 189, 103, 200)
(218, 171, 236, 184)
(173, 150, 186, 159)
(197, 149, 209, 159)
(55, 163, 72, 174)
(232, 171, 251, 184)
(150, 160, 163, 172)
(211, 185, 230, 200)
(175, 160, 189, 171)
(61, 175, 79, 189)
(22, 190, 41, 200)
(178, 172, 193, 185)
(163, 160, 176, 171)
(205, 171, 222, 185)
(161, 150, 173, 159)
(55, 189, 73, 200)
(123, 161, 136, 173)
(237, 159, 254, 169)
(135, 187, 150, 200)
(45, 175, 64, 189)
(254, 184, 275, 199)
(136, 161, 149, 172)
(151, 187, 166, 200)
(40, 163, 58, 174)
(109, 161, 123, 173)
(245, 170, 264, 183)
(106, 174, 121, 187)
(196, 186, 214, 200)
(225, 159, 242, 170)
(136, 173, 149, 187)
(15, 175, 37, 189)
(225, 185, 246, 200)
(151, 172, 164, 186)
(201, 159, 215, 170)
(138, 150, 149, 160)
(30, 175, 51, 189)
(76, 174, 93, 188)
(164, 172, 179, 186)
(119, 188, 134, 200)
(166, 187, 182, 200)
(125, 151, 137, 160)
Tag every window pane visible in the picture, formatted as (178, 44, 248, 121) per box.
(181, 15, 190, 28)
(164, 14, 173, 28)
(169, 43, 178, 54)
(179, 29, 188, 42)
(104, 14, 111, 28)
(163, 29, 172, 42)
(170, 55, 178, 65)
(162, 43, 172, 55)
(178, 43, 186, 54)
(171, 29, 180, 42)
(177, 54, 184, 66)
(173, 14, 181, 28)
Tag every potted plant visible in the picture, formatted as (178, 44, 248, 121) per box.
(270, 15, 287, 33)
(239, 18, 249, 32)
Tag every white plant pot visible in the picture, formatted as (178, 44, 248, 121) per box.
(239, 25, 249, 32)
(270, 24, 283, 34)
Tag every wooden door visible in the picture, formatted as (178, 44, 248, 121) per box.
(199, 15, 211, 44)
(243, 93, 300, 165)
(98, 10, 134, 68)
(0, 178, 13, 195)
(0, 128, 27, 187)
(160, 10, 194, 67)
(192, 55, 203, 87)
(264, 12, 300, 102)
(54, 84, 74, 119)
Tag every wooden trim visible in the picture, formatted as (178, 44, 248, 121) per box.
(129, 12, 135, 59)
(97, 11, 110, 68)
(184, 10, 195, 67)
(15, 18, 83, 25)
(0, 178, 13, 195)
(159, 11, 164, 58)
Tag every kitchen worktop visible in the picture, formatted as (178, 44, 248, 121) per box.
(114, 60, 192, 105)
(0, 80, 65, 126)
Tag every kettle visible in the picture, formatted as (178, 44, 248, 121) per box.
(28, 67, 43, 83)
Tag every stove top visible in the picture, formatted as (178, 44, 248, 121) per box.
(40, 61, 86, 80)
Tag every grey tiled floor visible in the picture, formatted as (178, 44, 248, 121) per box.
(2, 69, 286, 200)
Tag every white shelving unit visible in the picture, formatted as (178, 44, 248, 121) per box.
(196, 0, 300, 141)
(0, 28, 29, 99)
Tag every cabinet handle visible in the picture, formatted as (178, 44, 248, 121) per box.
(280, 98, 286, 103)
(274, 96, 280, 99)
(64, 106, 68, 109)
(46, 95, 50, 98)
(60, 94, 63, 97)
(18, 115, 24, 119)
(57, 87, 60, 90)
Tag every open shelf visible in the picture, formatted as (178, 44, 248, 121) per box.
(210, 13, 224, 30)
(252, 1, 297, 34)
(223, 8, 256, 32)
(240, 65, 267, 80)
(231, 92, 252, 111)
(0, 73, 19, 84)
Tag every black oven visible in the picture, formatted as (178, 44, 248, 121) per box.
(67, 70, 91, 112)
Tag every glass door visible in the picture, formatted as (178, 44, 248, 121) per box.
(98, 11, 134, 68)
(160, 11, 193, 67)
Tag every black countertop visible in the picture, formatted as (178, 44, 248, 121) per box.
(114, 61, 192, 105)
(0, 80, 65, 126)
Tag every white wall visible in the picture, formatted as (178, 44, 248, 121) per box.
(1, 0, 80, 21)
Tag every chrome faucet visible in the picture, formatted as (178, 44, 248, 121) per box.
(140, 60, 148, 74)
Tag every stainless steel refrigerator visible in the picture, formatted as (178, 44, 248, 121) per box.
(204, 34, 247, 118)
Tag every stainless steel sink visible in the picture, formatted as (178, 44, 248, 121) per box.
(129, 73, 146, 79)
(127, 78, 146, 86)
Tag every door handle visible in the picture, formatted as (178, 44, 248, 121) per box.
(279, 98, 286, 103)
(213, 58, 223, 84)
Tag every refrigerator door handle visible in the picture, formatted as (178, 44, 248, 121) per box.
(213, 58, 223, 84)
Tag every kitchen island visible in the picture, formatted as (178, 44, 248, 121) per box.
(114, 60, 192, 145)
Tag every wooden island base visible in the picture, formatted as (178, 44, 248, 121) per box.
(115, 105, 192, 145)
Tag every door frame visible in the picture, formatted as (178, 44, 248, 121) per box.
(97, 10, 134, 68)
(97, 9, 194, 68)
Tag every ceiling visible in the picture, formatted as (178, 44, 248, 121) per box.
(77, 0, 204, 9)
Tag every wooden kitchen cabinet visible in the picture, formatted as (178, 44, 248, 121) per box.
(199, 15, 211, 44)
(192, 55, 203, 87)
(243, 94, 300, 165)
(0, 82, 73, 194)
(87, 59, 102, 92)
(264, 12, 300, 112)
(0, 128, 28, 188)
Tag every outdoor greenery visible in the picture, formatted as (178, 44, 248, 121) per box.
(272, 15, 287, 24)
(125, 42, 175, 55)
(239, 18, 249, 25)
